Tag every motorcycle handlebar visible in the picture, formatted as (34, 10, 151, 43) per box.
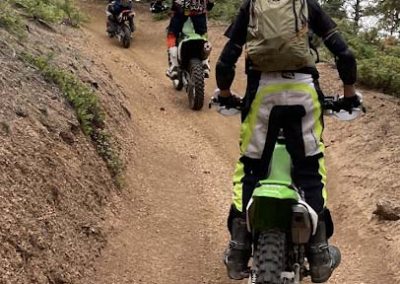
(209, 90, 366, 120)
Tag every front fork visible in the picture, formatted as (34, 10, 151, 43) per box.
(248, 247, 305, 284)
(289, 245, 307, 283)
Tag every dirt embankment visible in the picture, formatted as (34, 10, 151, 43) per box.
(0, 20, 134, 283)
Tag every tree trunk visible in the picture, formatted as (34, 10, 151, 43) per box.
(354, 0, 361, 30)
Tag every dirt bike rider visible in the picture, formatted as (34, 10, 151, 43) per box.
(106, 0, 135, 36)
(166, 0, 215, 79)
(215, 0, 361, 282)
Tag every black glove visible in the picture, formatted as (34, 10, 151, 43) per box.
(336, 95, 361, 113)
(217, 94, 243, 110)
(206, 1, 214, 11)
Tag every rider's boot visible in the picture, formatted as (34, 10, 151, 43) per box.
(129, 18, 135, 36)
(308, 218, 341, 283)
(106, 18, 115, 37)
(106, 7, 115, 37)
(202, 58, 210, 78)
(223, 218, 251, 280)
(166, 46, 179, 80)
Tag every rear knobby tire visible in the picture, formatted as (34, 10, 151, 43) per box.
(122, 25, 131, 48)
(188, 59, 204, 110)
(254, 230, 286, 284)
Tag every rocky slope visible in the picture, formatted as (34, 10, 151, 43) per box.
(0, 19, 133, 283)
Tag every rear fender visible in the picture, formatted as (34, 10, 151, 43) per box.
(246, 196, 297, 233)
(252, 183, 300, 200)
(177, 41, 184, 63)
(296, 199, 318, 236)
(178, 40, 206, 70)
(181, 18, 208, 41)
(246, 176, 300, 231)
(247, 186, 318, 237)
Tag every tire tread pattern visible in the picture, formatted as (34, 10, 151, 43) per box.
(189, 59, 204, 110)
(255, 230, 286, 284)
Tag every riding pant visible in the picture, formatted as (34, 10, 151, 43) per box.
(228, 72, 327, 229)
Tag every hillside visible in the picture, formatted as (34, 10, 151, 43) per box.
(0, 16, 133, 283)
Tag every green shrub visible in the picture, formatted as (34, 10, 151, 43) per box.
(358, 55, 400, 97)
(315, 19, 400, 96)
(347, 37, 378, 59)
(59, 0, 86, 26)
(0, 0, 25, 35)
(14, 0, 85, 26)
(383, 45, 400, 58)
(152, 11, 169, 21)
(334, 19, 379, 60)
(23, 54, 104, 135)
(16, 0, 64, 22)
(22, 53, 123, 182)
(209, 0, 242, 21)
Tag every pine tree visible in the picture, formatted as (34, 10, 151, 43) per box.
(375, 0, 400, 36)
(320, 0, 347, 19)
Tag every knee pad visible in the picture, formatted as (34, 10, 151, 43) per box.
(166, 33, 177, 48)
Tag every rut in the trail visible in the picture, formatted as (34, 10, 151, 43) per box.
(78, 3, 400, 284)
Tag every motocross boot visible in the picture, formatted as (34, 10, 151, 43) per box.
(202, 59, 210, 78)
(223, 218, 251, 280)
(106, 18, 115, 37)
(308, 220, 341, 283)
(106, 6, 115, 37)
(166, 46, 179, 80)
(129, 17, 135, 36)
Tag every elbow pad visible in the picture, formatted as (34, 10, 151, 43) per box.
(216, 41, 243, 90)
(324, 32, 357, 85)
(336, 49, 357, 85)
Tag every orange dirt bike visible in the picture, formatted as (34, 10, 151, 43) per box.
(210, 91, 365, 284)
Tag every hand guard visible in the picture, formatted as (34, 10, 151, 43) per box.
(216, 94, 243, 110)
(209, 90, 243, 116)
(336, 95, 362, 114)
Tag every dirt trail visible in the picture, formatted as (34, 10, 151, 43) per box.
(79, 3, 399, 284)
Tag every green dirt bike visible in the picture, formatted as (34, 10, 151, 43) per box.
(210, 92, 365, 284)
(172, 19, 211, 110)
(246, 140, 318, 284)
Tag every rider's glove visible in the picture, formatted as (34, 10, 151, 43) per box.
(217, 94, 242, 109)
(336, 95, 361, 113)
(206, 1, 214, 11)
